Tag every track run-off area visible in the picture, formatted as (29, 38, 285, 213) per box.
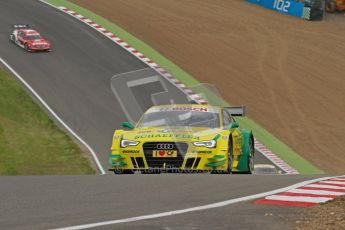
(0, 1, 342, 230)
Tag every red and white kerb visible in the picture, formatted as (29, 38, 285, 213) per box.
(256, 176, 345, 206)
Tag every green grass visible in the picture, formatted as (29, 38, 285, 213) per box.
(44, 0, 323, 174)
(0, 67, 94, 175)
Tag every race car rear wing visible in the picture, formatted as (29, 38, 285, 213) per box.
(224, 106, 246, 117)
(13, 24, 30, 29)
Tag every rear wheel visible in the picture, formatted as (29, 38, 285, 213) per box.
(245, 137, 255, 174)
(10, 34, 14, 42)
(226, 137, 233, 174)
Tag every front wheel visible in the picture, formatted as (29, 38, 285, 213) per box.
(226, 137, 233, 174)
(24, 44, 29, 51)
(10, 34, 14, 42)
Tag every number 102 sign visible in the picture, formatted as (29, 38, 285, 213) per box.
(273, 0, 291, 12)
(246, 0, 305, 18)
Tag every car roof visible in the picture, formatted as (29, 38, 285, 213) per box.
(146, 104, 222, 114)
(20, 29, 40, 36)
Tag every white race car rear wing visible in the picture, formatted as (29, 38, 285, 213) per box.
(13, 24, 30, 29)
(224, 106, 246, 117)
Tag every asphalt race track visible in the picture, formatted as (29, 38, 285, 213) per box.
(0, 0, 279, 172)
(0, 174, 322, 230)
(0, 1, 323, 229)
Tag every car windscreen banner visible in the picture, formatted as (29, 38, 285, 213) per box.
(110, 68, 232, 123)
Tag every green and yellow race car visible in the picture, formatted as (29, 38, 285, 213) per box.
(109, 104, 254, 174)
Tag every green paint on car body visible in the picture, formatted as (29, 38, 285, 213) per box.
(208, 155, 225, 161)
(236, 131, 252, 172)
(108, 154, 125, 167)
(111, 161, 127, 167)
(109, 154, 122, 159)
(213, 134, 221, 141)
(206, 160, 226, 167)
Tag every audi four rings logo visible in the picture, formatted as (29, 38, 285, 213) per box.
(157, 144, 174, 150)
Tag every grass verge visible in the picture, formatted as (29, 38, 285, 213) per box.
(0, 67, 94, 175)
(44, 0, 323, 174)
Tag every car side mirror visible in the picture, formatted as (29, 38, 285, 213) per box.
(230, 122, 239, 129)
(122, 121, 134, 130)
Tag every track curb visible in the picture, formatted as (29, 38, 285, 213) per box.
(255, 176, 345, 206)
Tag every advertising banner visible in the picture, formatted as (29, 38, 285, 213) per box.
(247, 0, 305, 18)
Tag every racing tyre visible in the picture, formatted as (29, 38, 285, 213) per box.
(113, 169, 134, 175)
(245, 136, 255, 174)
(10, 34, 14, 43)
(227, 137, 233, 174)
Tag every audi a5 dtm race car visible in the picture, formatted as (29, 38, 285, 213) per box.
(109, 104, 254, 174)
(10, 25, 51, 52)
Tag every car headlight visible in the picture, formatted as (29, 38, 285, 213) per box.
(121, 139, 140, 148)
(193, 140, 216, 148)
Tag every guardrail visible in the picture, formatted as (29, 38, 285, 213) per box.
(246, 0, 324, 20)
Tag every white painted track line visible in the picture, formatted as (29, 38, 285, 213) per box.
(303, 184, 345, 189)
(0, 57, 106, 175)
(49, 176, 344, 230)
(330, 178, 345, 181)
(317, 181, 345, 185)
(288, 189, 345, 196)
(264, 195, 332, 203)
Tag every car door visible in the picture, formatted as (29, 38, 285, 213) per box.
(223, 109, 242, 155)
(17, 31, 24, 43)
(18, 31, 27, 44)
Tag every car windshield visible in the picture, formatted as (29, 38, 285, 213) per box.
(137, 110, 220, 128)
(27, 35, 42, 40)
